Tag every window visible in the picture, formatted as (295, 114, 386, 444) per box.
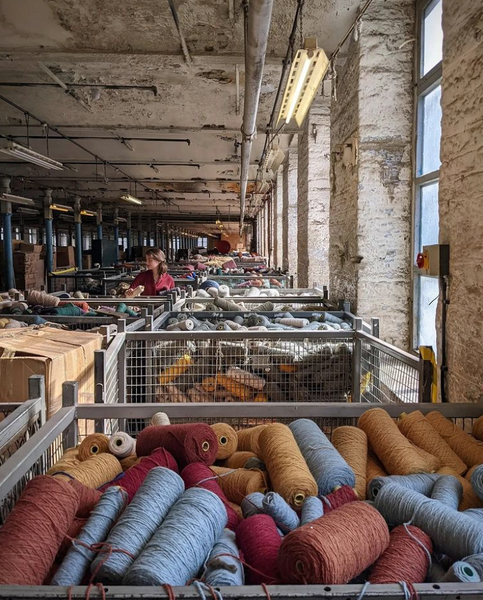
(197, 236, 208, 249)
(413, 0, 443, 351)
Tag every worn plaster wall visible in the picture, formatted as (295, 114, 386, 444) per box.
(297, 99, 331, 288)
(439, 0, 483, 402)
(282, 147, 298, 284)
(329, 0, 414, 348)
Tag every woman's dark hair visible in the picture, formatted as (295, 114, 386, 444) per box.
(146, 248, 168, 278)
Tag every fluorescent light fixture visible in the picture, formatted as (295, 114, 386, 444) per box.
(0, 140, 64, 171)
(121, 194, 143, 206)
(16, 207, 39, 215)
(263, 142, 285, 179)
(0, 192, 35, 206)
(80, 209, 97, 217)
(50, 203, 73, 212)
(277, 39, 329, 127)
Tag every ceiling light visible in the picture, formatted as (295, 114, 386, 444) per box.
(50, 203, 72, 212)
(121, 194, 143, 206)
(80, 209, 97, 217)
(0, 140, 64, 170)
(263, 142, 285, 179)
(277, 38, 329, 126)
(15, 207, 39, 215)
(0, 193, 35, 206)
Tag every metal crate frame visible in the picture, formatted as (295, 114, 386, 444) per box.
(0, 391, 481, 600)
(201, 274, 291, 289)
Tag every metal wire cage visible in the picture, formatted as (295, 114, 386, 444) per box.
(0, 391, 481, 600)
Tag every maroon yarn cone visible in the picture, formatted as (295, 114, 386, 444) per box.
(101, 448, 178, 501)
(136, 424, 218, 468)
(321, 485, 358, 514)
(181, 462, 241, 531)
(236, 514, 282, 584)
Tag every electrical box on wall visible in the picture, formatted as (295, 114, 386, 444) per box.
(416, 244, 450, 276)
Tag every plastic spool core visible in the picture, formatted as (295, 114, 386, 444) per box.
(91, 445, 100, 454)
(115, 439, 123, 447)
(464, 566, 475, 577)
(296, 561, 305, 574)
(202, 441, 210, 452)
(219, 436, 228, 446)
(294, 493, 305, 507)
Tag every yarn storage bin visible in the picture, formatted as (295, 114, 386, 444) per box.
(0, 396, 482, 599)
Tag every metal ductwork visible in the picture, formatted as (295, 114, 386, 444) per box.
(239, 0, 274, 234)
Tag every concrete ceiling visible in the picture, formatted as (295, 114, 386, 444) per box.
(0, 0, 360, 234)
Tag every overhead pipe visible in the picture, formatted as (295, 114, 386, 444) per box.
(239, 0, 274, 234)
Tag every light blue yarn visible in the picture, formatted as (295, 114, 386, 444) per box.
(374, 482, 483, 559)
(441, 561, 480, 583)
(124, 487, 227, 586)
(288, 419, 355, 495)
(262, 492, 300, 532)
(193, 581, 224, 600)
(431, 475, 462, 509)
(462, 553, 483, 580)
(91, 467, 184, 583)
(203, 528, 244, 586)
(301, 496, 324, 525)
(241, 492, 264, 518)
(368, 473, 440, 501)
(52, 487, 127, 586)
(471, 464, 483, 500)
(465, 509, 483, 524)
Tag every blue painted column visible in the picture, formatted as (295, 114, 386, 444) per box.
(1, 211, 15, 290)
(113, 208, 119, 261)
(138, 229, 143, 247)
(45, 218, 54, 274)
(74, 197, 82, 270)
(96, 203, 103, 241)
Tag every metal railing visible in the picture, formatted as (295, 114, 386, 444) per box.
(203, 274, 291, 289)
(93, 320, 424, 435)
(0, 391, 480, 600)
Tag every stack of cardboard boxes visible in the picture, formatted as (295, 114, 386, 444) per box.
(13, 242, 46, 290)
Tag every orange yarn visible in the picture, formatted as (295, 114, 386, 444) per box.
(398, 411, 467, 475)
(223, 451, 258, 468)
(78, 433, 110, 461)
(332, 426, 368, 499)
(211, 423, 238, 459)
(438, 466, 483, 511)
(237, 425, 267, 455)
(54, 453, 123, 489)
(210, 466, 267, 504)
(426, 411, 483, 467)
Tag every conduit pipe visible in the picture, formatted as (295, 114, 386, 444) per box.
(239, 0, 274, 234)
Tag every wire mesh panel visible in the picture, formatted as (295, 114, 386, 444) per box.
(207, 275, 288, 289)
(359, 333, 420, 403)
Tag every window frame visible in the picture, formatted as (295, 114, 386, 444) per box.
(411, 0, 443, 351)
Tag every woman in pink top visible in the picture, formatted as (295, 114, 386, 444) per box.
(126, 249, 175, 296)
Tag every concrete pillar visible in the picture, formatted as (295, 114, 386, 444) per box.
(297, 99, 331, 288)
(283, 147, 298, 283)
(273, 169, 284, 269)
(329, 0, 413, 348)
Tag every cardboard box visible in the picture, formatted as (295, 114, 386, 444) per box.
(82, 255, 92, 270)
(0, 328, 102, 419)
(56, 246, 75, 268)
(17, 243, 44, 255)
(15, 259, 45, 290)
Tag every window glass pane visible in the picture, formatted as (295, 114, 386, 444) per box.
(417, 181, 439, 254)
(418, 85, 442, 176)
(422, 0, 443, 76)
(416, 276, 439, 350)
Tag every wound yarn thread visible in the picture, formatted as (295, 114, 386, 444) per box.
(461, 553, 483, 580)
(203, 528, 244, 586)
(223, 451, 258, 469)
(438, 466, 483, 511)
(151, 412, 171, 426)
(259, 423, 318, 508)
(426, 411, 483, 467)
(102, 448, 178, 502)
(68, 479, 102, 518)
(359, 408, 437, 475)
(123, 487, 227, 586)
(27, 290, 60, 307)
(52, 486, 128, 585)
(471, 464, 483, 500)
(321, 485, 358, 513)
(136, 423, 218, 468)
(181, 463, 241, 531)
(279, 502, 390, 585)
(210, 466, 267, 504)
(109, 432, 136, 459)
(236, 514, 282, 584)
(91, 467, 185, 583)
(375, 482, 483, 559)
(301, 496, 324, 524)
(54, 453, 123, 489)
(225, 367, 266, 390)
(0, 476, 79, 585)
(431, 475, 463, 509)
(262, 491, 300, 532)
(332, 426, 368, 499)
(368, 473, 440, 501)
(237, 425, 267, 455)
(366, 450, 388, 496)
(241, 492, 265, 518)
(211, 423, 238, 460)
(369, 525, 432, 585)
(289, 419, 355, 496)
(78, 433, 111, 461)
(442, 561, 480, 583)
(398, 411, 467, 474)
